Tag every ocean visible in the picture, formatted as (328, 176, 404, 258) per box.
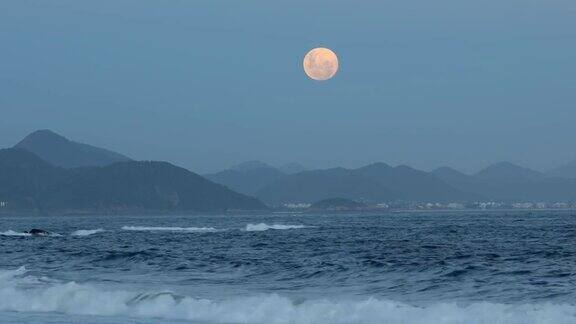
(1, 211, 576, 323)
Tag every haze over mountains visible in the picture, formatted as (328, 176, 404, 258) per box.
(548, 161, 576, 179)
(206, 157, 576, 205)
(205, 161, 288, 196)
(431, 165, 576, 203)
(3, 129, 576, 213)
(250, 163, 480, 205)
(15, 130, 131, 169)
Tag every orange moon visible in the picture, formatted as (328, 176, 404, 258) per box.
(303, 47, 339, 81)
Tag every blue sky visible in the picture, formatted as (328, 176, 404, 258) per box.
(1, 0, 575, 173)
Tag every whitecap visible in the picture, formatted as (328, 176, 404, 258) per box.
(0, 266, 27, 281)
(121, 226, 218, 233)
(71, 229, 105, 236)
(245, 223, 309, 232)
(0, 230, 60, 237)
(0, 230, 31, 237)
(0, 268, 575, 323)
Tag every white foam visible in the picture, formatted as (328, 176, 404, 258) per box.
(0, 266, 27, 281)
(71, 229, 105, 237)
(0, 267, 575, 323)
(0, 230, 60, 237)
(245, 223, 309, 232)
(0, 230, 31, 237)
(121, 226, 218, 233)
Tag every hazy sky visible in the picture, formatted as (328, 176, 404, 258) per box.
(1, 0, 575, 173)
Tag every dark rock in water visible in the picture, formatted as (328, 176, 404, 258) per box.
(26, 229, 50, 236)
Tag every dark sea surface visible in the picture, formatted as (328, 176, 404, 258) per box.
(1, 211, 576, 323)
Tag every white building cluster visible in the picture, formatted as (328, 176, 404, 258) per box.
(283, 203, 312, 209)
(277, 200, 576, 211)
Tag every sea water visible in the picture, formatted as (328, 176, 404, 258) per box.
(1, 211, 576, 323)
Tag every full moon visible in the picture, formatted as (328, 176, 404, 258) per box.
(303, 47, 339, 81)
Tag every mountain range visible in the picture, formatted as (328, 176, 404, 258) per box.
(251, 163, 482, 205)
(205, 161, 286, 196)
(207, 159, 576, 205)
(0, 131, 265, 213)
(431, 165, 576, 202)
(4, 129, 576, 212)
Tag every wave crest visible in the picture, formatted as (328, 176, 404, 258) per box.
(1, 267, 576, 323)
(121, 226, 218, 232)
(0, 230, 31, 237)
(0, 230, 61, 237)
(245, 223, 309, 232)
(71, 229, 105, 236)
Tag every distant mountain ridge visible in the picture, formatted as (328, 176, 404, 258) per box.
(356, 163, 477, 202)
(15, 130, 131, 169)
(43, 161, 265, 212)
(548, 160, 576, 179)
(278, 162, 307, 175)
(0, 149, 265, 213)
(8, 129, 576, 209)
(254, 162, 484, 205)
(229, 161, 272, 172)
(255, 167, 400, 204)
(205, 161, 286, 195)
(205, 161, 311, 196)
(0, 148, 64, 209)
(251, 160, 576, 205)
(433, 162, 576, 202)
(0, 131, 266, 212)
(475, 161, 545, 182)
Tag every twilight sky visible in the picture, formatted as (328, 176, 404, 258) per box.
(1, 0, 575, 173)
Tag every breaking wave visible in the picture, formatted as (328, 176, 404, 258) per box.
(0, 230, 61, 237)
(1, 267, 575, 324)
(0, 230, 31, 237)
(245, 223, 309, 232)
(71, 229, 105, 237)
(121, 226, 218, 232)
